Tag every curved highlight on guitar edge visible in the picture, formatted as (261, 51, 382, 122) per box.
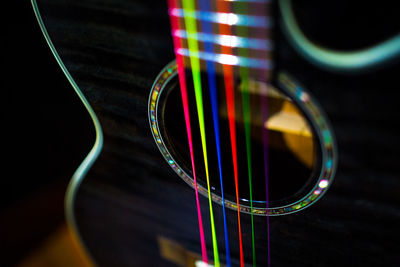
(279, 0, 400, 72)
(31, 1, 103, 265)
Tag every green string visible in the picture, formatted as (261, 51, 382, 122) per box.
(235, 2, 256, 266)
(181, 0, 220, 266)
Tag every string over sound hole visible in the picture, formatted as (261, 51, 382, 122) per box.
(149, 63, 336, 216)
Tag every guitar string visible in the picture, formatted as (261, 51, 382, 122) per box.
(259, 2, 272, 266)
(244, 1, 272, 265)
(261, 85, 271, 267)
(214, 1, 245, 266)
(171, 1, 272, 265)
(198, 0, 232, 266)
(167, 0, 209, 263)
(181, 0, 221, 265)
(234, 1, 257, 265)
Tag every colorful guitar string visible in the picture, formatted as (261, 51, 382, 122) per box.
(261, 84, 271, 267)
(253, 2, 272, 265)
(198, 0, 232, 266)
(215, 1, 245, 266)
(234, 1, 257, 265)
(166, 1, 289, 266)
(181, 0, 220, 266)
(167, 0, 208, 263)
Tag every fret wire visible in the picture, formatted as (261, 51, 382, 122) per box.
(170, 8, 271, 27)
(173, 29, 272, 50)
(177, 48, 272, 69)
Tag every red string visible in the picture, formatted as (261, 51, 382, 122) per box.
(215, 1, 245, 266)
(167, 0, 208, 263)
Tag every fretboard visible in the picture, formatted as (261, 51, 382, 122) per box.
(169, 0, 273, 82)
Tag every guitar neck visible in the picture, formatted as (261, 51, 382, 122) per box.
(169, 0, 273, 82)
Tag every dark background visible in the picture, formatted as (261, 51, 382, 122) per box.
(1, 0, 400, 266)
(2, 1, 94, 265)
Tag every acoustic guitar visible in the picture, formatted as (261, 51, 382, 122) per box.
(32, 0, 400, 266)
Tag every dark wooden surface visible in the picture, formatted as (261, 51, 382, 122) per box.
(37, 0, 400, 266)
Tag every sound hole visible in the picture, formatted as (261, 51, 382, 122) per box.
(158, 71, 322, 209)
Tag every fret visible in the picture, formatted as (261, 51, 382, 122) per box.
(177, 48, 272, 69)
(169, 8, 271, 28)
(173, 29, 272, 50)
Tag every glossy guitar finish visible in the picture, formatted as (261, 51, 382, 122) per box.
(33, 0, 400, 266)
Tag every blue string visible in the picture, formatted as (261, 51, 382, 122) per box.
(198, 0, 231, 266)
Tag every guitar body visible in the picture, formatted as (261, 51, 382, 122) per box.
(34, 0, 400, 266)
